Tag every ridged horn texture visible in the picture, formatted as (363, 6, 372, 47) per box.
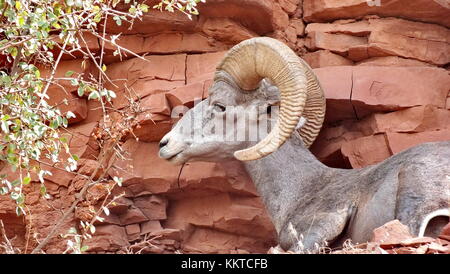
(215, 37, 326, 161)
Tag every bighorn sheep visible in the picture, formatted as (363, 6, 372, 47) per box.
(158, 37, 450, 252)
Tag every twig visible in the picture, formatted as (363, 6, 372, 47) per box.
(0, 37, 32, 53)
(90, 32, 148, 62)
(10, 45, 24, 76)
(36, 35, 71, 110)
(0, 220, 16, 254)
(126, 234, 162, 254)
(31, 140, 118, 254)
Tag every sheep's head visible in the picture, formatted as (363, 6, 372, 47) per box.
(159, 37, 325, 165)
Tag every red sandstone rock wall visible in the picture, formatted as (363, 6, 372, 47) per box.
(0, 0, 449, 253)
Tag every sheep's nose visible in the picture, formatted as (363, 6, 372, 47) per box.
(159, 138, 169, 148)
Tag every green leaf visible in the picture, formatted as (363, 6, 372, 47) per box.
(88, 91, 99, 100)
(62, 117, 68, 127)
(52, 22, 61, 29)
(49, 120, 58, 129)
(15, 1, 22, 10)
(70, 78, 79, 86)
(56, 115, 63, 126)
(140, 4, 149, 12)
(11, 192, 20, 200)
(0, 187, 8, 195)
(22, 176, 31, 185)
(10, 47, 18, 57)
(93, 12, 102, 23)
(77, 86, 84, 97)
(65, 70, 75, 77)
(101, 64, 107, 72)
(107, 90, 116, 99)
(80, 246, 89, 252)
(66, 111, 76, 119)
(40, 185, 47, 196)
(113, 176, 123, 187)
(18, 15, 25, 27)
(113, 15, 122, 26)
(11, 179, 20, 187)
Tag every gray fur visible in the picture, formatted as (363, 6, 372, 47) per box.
(159, 76, 450, 252)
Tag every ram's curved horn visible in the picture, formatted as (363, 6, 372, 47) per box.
(215, 37, 326, 161)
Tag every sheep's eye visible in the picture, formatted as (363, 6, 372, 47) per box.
(213, 103, 226, 112)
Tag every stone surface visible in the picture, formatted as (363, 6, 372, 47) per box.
(165, 194, 275, 240)
(119, 206, 148, 226)
(134, 195, 168, 220)
(399, 237, 435, 247)
(140, 221, 163, 235)
(358, 106, 450, 135)
(370, 220, 413, 248)
(84, 225, 129, 252)
(319, 66, 450, 119)
(386, 130, 450, 155)
(356, 56, 434, 67)
(272, 3, 290, 30)
(104, 8, 199, 35)
(38, 59, 91, 92)
(125, 224, 141, 241)
(278, 0, 300, 15)
(166, 82, 205, 108)
(313, 66, 356, 122)
(289, 18, 306, 37)
(341, 134, 391, 168)
(305, 17, 450, 65)
(311, 105, 450, 168)
(173, 161, 259, 198)
(199, 0, 276, 34)
(440, 223, 450, 239)
(182, 227, 274, 254)
(109, 140, 180, 196)
(186, 51, 226, 85)
(63, 121, 99, 160)
(202, 17, 258, 44)
(303, 0, 450, 28)
(46, 88, 87, 124)
(427, 242, 450, 254)
(110, 33, 227, 58)
(106, 54, 186, 110)
(304, 50, 353, 68)
(306, 31, 368, 54)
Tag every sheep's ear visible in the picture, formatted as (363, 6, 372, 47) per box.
(296, 117, 307, 130)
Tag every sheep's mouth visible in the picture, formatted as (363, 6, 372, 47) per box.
(166, 151, 181, 161)
(159, 149, 186, 165)
(160, 150, 179, 160)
